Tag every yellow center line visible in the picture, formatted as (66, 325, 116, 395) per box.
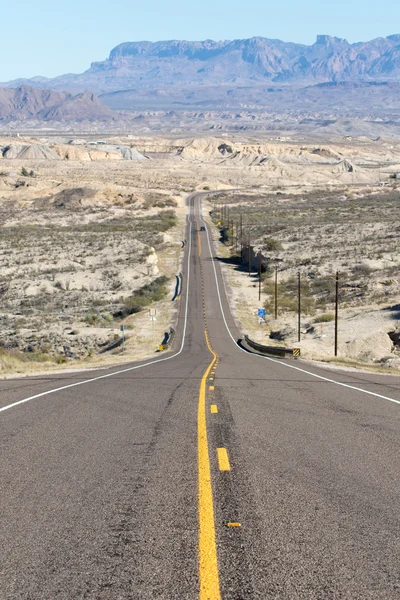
(198, 336, 221, 600)
(217, 448, 231, 472)
(197, 212, 221, 599)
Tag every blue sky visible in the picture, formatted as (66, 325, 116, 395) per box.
(2, 0, 400, 81)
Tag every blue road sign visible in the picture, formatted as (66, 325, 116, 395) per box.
(257, 308, 266, 317)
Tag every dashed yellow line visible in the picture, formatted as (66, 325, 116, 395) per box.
(198, 335, 220, 600)
(217, 448, 231, 472)
(210, 405, 218, 414)
(209, 385, 215, 391)
(198, 216, 220, 598)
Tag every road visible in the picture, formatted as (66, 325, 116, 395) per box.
(1, 193, 400, 599)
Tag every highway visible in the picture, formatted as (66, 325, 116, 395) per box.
(1, 193, 400, 599)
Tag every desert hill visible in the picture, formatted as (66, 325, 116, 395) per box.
(0, 86, 114, 122)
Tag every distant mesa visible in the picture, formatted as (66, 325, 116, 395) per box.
(3, 34, 400, 98)
(2, 34, 400, 117)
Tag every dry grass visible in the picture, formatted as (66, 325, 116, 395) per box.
(210, 188, 400, 314)
(0, 158, 186, 374)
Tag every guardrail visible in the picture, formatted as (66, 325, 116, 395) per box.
(157, 327, 176, 352)
(98, 335, 125, 354)
(172, 273, 183, 301)
(243, 335, 300, 359)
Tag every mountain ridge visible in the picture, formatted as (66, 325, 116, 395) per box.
(3, 34, 400, 97)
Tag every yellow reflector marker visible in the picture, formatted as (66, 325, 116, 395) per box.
(209, 385, 215, 391)
(217, 448, 231, 471)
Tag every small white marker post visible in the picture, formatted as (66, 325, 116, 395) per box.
(149, 308, 157, 331)
(120, 324, 126, 354)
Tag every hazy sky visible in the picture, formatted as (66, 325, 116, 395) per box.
(2, 0, 400, 81)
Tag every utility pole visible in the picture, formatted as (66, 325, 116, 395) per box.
(235, 222, 238, 255)
(335, 271, 339, 357)
(297, 271, 301, 343)
(258, 253, 262, 301)
(275, 266, 278, 320)
(248, 237, 251, 276)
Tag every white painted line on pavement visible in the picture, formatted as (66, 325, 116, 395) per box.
(199, 198, 400, 408)
(0, 200, 197, 414)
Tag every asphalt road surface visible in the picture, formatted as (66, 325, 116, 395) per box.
(1, 193, 400, 600)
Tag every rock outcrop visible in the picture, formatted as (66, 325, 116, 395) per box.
(2, 142, 146, 162)
(2, 144, 60, 160)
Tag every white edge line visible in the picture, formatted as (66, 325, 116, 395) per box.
(0, 200, 195, 414)
(199, 197, 400, 408)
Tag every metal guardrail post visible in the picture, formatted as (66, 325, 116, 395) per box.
(244, 335, 300, 359)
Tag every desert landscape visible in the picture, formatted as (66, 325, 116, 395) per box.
(0, 137, 188, 374)
(0, 130, 398, 375)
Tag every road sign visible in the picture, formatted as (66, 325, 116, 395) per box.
(120, 325, 127, 331)
(150, 316, 157, 321)
(257, 308, 266, 317)
(149, 308, 157, 316)
(293, 348, 301, 358)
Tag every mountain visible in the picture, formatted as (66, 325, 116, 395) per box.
(3, 36, 400, 116)
(0, 86, 114, 121)
(40, 91, 114, 121)
(4, 34, 400, 97)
